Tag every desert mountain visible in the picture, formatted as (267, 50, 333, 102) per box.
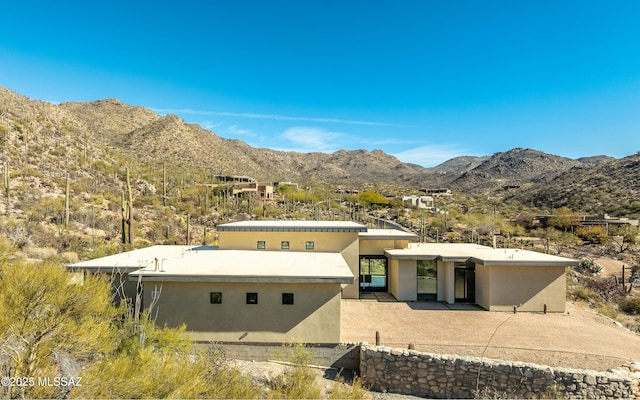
(451, 148, 583, 192)
(507, 153, 640, 216)
(430, 155, 489, 174)
(0, 86, 635, 200)
(48, 92, 425, 185)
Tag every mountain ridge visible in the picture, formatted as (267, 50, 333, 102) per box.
(0, 86, 634, 198)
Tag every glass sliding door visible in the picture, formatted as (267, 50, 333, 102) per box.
(359, 256, 388, 292)
(417, 260, 437, 300)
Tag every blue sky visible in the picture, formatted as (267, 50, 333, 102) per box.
(1, 1, 639, 167)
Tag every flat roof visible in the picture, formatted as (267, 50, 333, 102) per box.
(386, 243, 578, 267)
(129, 249, 354, 284)
(217, 220, 367, 233)
(67, 245, 196, 272)
(359, 229, 418, 241)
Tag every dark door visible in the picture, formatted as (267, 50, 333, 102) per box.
(454, 267, 475, 302)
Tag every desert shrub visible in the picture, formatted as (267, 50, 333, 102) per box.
(576, 226, 609, 244)
(0, 261, 115, 399)
(327, 374, 368, 399)
(269, 344, 322, 399)
(576, 259, 603, 275)
(571, 286, 598, 303)
(596, 303, 619, 320)
(618, 296, 640, 315)
(580, 276, 627, 303)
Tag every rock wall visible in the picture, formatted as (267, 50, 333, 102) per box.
(360, 345, 640, 399)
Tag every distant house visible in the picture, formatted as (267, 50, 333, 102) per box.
(536, 213, 640, 230)
(257, 182, 274, 200)
(420, 188, 452, 196)
(580, 213, 639, 229)
(69, 221, 577, 344)
(402, 195, 434, 209)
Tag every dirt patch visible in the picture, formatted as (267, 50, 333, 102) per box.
(594, 257, 626, 277)
(341, 300, 640, 371)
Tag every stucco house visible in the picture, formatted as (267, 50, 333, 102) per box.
(69, 220, 577, 344)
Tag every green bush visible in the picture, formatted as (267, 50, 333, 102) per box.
(618, 296, 640, 315)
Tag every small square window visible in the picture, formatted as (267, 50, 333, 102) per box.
(246, 292, 258, 304)
(210, 292, 222, 304)
(282, 293, 294, 305)
(281, 241, 290, 249)
(305, 241, 315, 250)
(257, 241, 266, 249)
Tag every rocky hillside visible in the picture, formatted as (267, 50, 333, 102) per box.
(50, 92, 428, 185)
(450, 148, 583, 192)
(1, 86, 637, 210)
(507, 153, 640, 217)
(430, 155, 489, 174)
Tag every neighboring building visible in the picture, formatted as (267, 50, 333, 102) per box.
(420, 188, 452, 196)
(257, 182, 274, 200)
(580, 213, 639, 229)
(536, 213, 640, 230)
(212, 175, 256, 183)
(68, 220, 577, 344)
(402, 195, 434, 209)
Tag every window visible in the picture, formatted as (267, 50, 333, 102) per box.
(246, 292, 258, 304)
(210, 292, 222, 304)
(257, 241, 266, 249)
(281, 241, 290, 249)
(305, 241, 315, 250)
(282, 293, 294, 305)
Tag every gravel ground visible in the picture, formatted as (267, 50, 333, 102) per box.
(341, 300, 640, 371)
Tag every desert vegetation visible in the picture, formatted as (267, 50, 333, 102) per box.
(0, 239, 367, 399)
(1, 86, 640, 396)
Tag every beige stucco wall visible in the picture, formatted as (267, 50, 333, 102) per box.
(360, 239, 393, 255)
(142, 281, 343, 343)
(341, 239, 361, 299)
(219, 231, 357, 252)
(476, 265, 566, 312)
(475, 264, 491, 310)
(388, 259, 399, 298)
(219, 231, 361, 299)
(359, 239, 410, 255)
(439, 261, 455, 303)
(390, 259, 417, 301)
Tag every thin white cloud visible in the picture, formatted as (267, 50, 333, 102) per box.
(152, 108, 402, 127)
(201, 121, 222, 131)
(224, 124, 255, 137)
(278, 126, 343, 152)
(393, 145, 471, 168)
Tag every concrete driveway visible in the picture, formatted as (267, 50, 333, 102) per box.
(341, 300, 640, 371)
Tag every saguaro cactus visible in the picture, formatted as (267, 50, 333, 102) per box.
(120, 167, 134, 245)
(186, 213, 191, 245)
(162, 163, 167, 207)
(65, 172, 70, 227)
(3, 163, 8, 199)
(126, 167, 133, 245)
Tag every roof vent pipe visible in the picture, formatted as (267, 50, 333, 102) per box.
(493, 235, 497, 249)
(154, 257, 158, 271)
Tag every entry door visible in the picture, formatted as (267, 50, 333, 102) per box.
(359, 257, 388, 292)
(417, 260, 437, 300)
(454, 267, 475, 302)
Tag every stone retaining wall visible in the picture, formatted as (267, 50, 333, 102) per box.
(360, 345, 640, 399)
